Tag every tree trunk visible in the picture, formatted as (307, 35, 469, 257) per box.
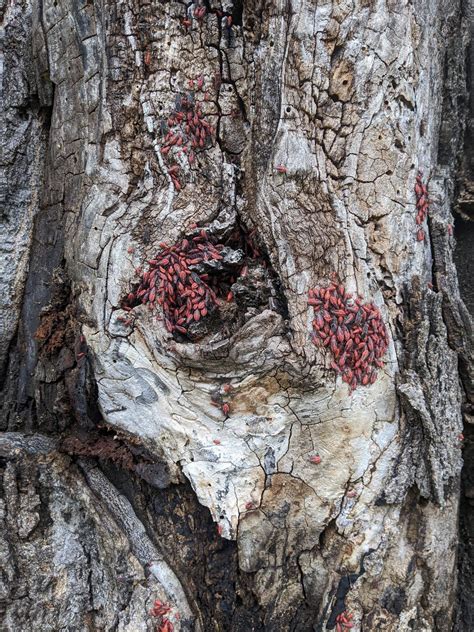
(1, 1, 473, 631)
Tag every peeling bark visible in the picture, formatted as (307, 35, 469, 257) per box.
(1, 1, 473, 631)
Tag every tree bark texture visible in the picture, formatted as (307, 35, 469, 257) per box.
(1, 1, 473, 631)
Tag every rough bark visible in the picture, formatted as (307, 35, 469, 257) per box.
(1, 1, 473, 631)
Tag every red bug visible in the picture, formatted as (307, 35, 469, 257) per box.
(309, 455, 321, 464)
(414, 174, 429, 237)
(308, 283, 388, 391)
(275, 164, 287, 173)
(197, 6, 206, 19)
(335, 611, 354, 631)
(245, 501, 254, 510)
(222, 402, 230, 416)
(159, 620, 174, 632)
(150, 600, 171, 618)
(213, 439, 221, 445)
(122, 215, 258, 341)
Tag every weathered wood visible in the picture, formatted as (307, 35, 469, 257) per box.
(1, 1, 473, 630)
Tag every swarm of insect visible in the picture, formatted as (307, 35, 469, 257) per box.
(150, 600, 174, 632)
(122, 223, 276, 344)
(336, 611, 354, 631)
(308, 283, 389, 392)
(150, 600, 170, 618)
(159, 91, 214, 190)
(123, 230, 225, 336)
(414, 171, 429, 242)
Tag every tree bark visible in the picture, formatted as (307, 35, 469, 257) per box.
(1, 1, 473, 631)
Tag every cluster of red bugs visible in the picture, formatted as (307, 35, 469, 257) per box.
(122, 221, 274, 341)
(211, 382, 233, 417)
(181, 6, 205, 29)
(159, 91, 213, 190)
(181, 6, 234, 34)
(193, 4, 206, 21)
(122, 230, 228, 336)
(414, 171, 429, 242)
(150, 599, 174, 632)
(336, 611, 354, 631)
(308, 283, 389, 391)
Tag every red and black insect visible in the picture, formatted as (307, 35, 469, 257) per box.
(222, 13, 233, 46)
(193, 4, 206, 22)
(150, 599, 174, 632)
(159, 89, 214, 190)
(414, 171, 429, 242)
(122, 231, 226, 337)
(308, 283, 389, 392)
(335, 611, 354, 631)
(74, 334, 88, 364)
(221, 402, 230, 416)
(122, 223, 268, 344)
(210, 383, 235, 417)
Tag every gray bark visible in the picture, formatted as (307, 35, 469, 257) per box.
(1, 1, 473, 631)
